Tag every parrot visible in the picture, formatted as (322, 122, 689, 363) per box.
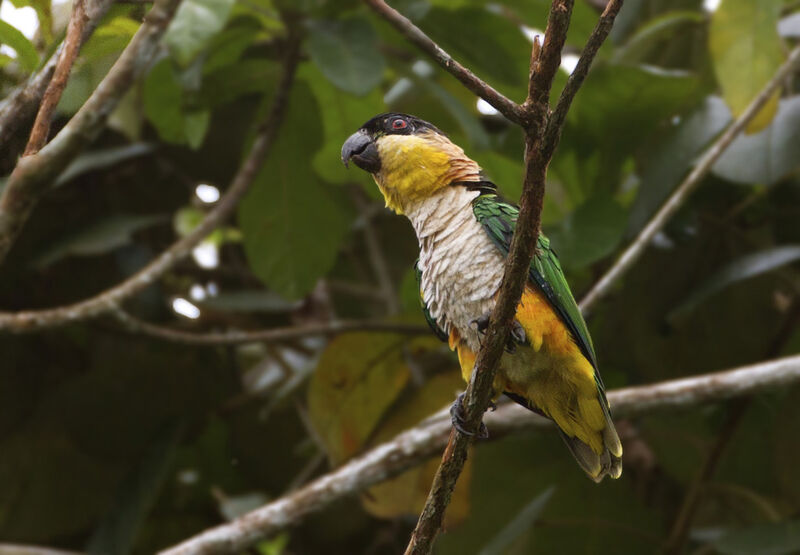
(341, 113, 622, 482)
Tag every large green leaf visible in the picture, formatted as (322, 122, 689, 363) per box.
(238, 81, 350, 300)
(143, 59, 185, 144)
(628, 96, 731, 236)
(300, 63, 383, 188)
(561, 63, 701, 191)
(546, 195, 628, 269)
(307, 17, 386, 96)
(164, 0, 236, 66)
(711, 97, 800, 185)
(420, 7, 529, 93)
(709, 0, 784, 133)
(0, 19, 39, 72)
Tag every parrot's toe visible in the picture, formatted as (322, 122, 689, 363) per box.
(449, 393, 489, 439)
(471, 312, 527, 353)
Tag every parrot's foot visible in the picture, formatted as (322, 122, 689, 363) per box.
(470, 312, 527, 353)
(449, 393, 489, 439)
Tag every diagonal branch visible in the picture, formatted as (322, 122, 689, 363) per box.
(111, 310, 429, 344)
(159, 353, 800, 555)
(363, 0, 525, 125)
(0, 34, 302, 333)
(0, 0, 182, 266)
(0, 0, 115, 156)
(23, 0, 88, 156)
(579, 44, 800, 315)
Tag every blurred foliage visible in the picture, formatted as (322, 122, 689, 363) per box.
(0, 0, 799, 553)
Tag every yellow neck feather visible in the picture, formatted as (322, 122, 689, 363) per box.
(373, 131, 481, 214)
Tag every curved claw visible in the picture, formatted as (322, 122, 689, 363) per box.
(449, 393, 489, 439)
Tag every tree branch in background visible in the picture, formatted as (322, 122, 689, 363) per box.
(111, 310, 429, 344)
(0, 0, 182, 265)
(23, 0, 88, 155)
(160, 354, 800, 555)
(579, 44, 800, 315)
(0, 0, 115, 156)
(0, 33, 302, 333)
(363, 0, 525, 125)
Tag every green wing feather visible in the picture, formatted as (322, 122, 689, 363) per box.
(415, 259, 448, 342)
(472, 193, 606, 394)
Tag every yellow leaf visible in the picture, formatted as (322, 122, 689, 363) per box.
(709, 0, 784, 134)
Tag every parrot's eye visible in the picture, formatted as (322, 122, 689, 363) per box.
(392, 119, 408, 130)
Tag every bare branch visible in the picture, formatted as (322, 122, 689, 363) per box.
(362, 0, 525, 125)
(0, 0, 114, 155)
(579, 44, 800, 315)
(0, 0, 182, 265)
(0, 34, 302, 333)
(159, 354, 800, 555)
(23, 0, 89, 155)
(111, 310, 430, 344)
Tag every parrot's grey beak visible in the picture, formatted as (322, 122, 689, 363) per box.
(341, 129, 381, 173)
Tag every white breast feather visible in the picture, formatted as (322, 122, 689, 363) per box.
(406, 187, 505, 352)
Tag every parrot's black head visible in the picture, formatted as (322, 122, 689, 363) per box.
(340, 113, 444, 173)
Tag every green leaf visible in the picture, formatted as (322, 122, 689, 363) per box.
(0, 19, 39, 72)
(628, 96, 731, 236)
(143, 59, 185, 143)
(33, 214, 168, 269)
(478, 487, 555, 555)
(421, 7, 529, 92)
(184, 109, 210, 149)
(86, 422, 183, 555)
(709, 0, 784, 133)
(238, 81, 350, 300)
(711, 97, 800, 185)
(200, 59, 278, 107)
(547, 195, 627, 269)
(614, 11, 706, 64)
(713, 520, 800, 555)
(307, 17, 386, 96)
(300, 63, 384, 188)
(55, 143, 156, 188)
(561, 63, 701, 191)
(165, 0, 236, 66)
(668, 245, 800, 323)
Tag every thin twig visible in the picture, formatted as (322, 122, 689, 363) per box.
(23, 0, 88, 155)
(0, 0, 115, 156)
(579, 44, 800, 315)
(159, 354, 800, 555)
(0, 32, 302, 332)
(111, 310, 429, 344)
(0, 0, 182, 265)
(362, 0, 525, 125)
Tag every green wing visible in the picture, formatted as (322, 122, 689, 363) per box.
(472, 193, 600, 377)
(415, 259, 449, 342)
